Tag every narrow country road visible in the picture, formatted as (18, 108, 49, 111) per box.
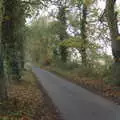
(32, 67, 120, 120)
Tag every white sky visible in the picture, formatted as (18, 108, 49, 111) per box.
(98, 0, 120, 9)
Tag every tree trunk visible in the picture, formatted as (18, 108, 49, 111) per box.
(80, 4, 87, 66)
(106, 0, 120, 57)
(0, 47, 7, 101)
(60, 46, 68, 62)
(57, 5, 68, 62)
(1, 0, 24, 80)
(106, 0, 120, 85)
(0, 77, 7, 101)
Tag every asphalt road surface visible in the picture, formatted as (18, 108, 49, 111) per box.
(32, 67, 120, 120)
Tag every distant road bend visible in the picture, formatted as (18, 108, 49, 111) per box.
(32, 67, 120, 120)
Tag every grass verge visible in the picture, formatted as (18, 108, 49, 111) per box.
(44, 66, 120, 105)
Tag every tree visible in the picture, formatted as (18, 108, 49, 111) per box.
(1, 0, 45, 79)
(79, 3, 87, 65)
(57, 3, 68, 62)
(25, 17, 58, 65)
(105, 0, 120, 84)
(0, 47, 7, 101)
(0, 0, 46, 101)
(1, 0, 25, 80)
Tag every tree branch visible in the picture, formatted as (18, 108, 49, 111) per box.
(21, 0, 47, 7)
